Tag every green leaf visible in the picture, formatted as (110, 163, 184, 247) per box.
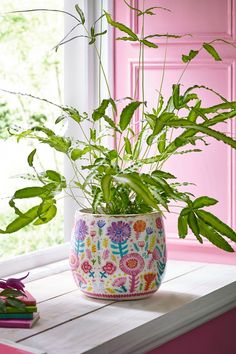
(90, 128, 96, 142)
(147, 112, 175, 146)
(205, 110, 236, 126)
(156, 93, 164, 116)
(1, 205, 39, 234)
(172, 84, 180, 109)
(182, 49, 199, 63)
(116, 36, 137, 42)
(140, 155, 161, 164)
(145, 33, 188, 40)
(101, 174, 113, 203)
(183, 85, 228, 104)
(92, 186, 103, 213)
(140, 39, 158, 48)
(119, 101, 142, 131)
(188, 211, 200, 238)
(158, 132, 166, 153)
(104, 11, 138, 41)
(198, 219, 234, 252)
(174, 148, 202, 155)
(167, 119, 236, 149)
(124, 137, 132, 154)
(195, 210, 236, 242)
(151, 170, 176, 179)
(71, 147, 91, 161)
(14, 187, 46, 199)
(180, 207, 191, 216)
(182, 93, 198, 105)
(6, 297, 26, 310)
(178, 214, 188, 238)
(27, 149, 36, 167)
(187, 100, 201, 122)
(0, 289, 25, 298)
(114, 173, 158, 210)
(123, 0, 142, 13)
(193, 196, 218, 209)
(75, 4, 85, 24)
(106, 150, 118, 160)
(145, 113, 156, 129)
(62, 107, 82, 124)
(133, 126, 146, 159)
(151, 173, 174, 195)
(55, 115, 66, 124)
(203, 43, 222, 61)
(0, 299, 6, 313)
(45, 170, 63, 184)
(34, 204, 57, 225)
(141, 174, 169, 209)
(103, 115, 121, 132)
(92, 99, 110, 121)
(39, 136, 71, 153)
(201, 102, 236, 114)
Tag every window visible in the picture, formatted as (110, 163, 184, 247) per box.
(0, 0, 112, 276)
(0, 0, 64, 266)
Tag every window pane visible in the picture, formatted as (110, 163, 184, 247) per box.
(0, 0, 64, 260)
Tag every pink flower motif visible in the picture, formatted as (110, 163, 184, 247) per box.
(102, 249, 110, 260)
(69, 250, 79, 271)
(120, 253, 145, 276)
(102, 262, 116, 275)
(138, 241, 145, 248)
(112, 277, 126, 287)
(86, 249, 92, 259)
(156, 217, 163, 229)
(90, 230, 96, 238)
(81, 261, 92, 274)
(73, 272, 87, 285)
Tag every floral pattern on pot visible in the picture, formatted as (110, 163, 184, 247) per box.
(70, 211, 167, 300)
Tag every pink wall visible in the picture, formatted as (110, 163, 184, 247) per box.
(113, 0, 236, 263)
(146, 306, 236, 354)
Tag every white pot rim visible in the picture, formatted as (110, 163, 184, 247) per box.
(76, 208, 163, 218)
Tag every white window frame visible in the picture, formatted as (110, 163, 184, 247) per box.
(0, 0, 113, 277)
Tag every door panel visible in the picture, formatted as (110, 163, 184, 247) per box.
(113, 0, 236, 263)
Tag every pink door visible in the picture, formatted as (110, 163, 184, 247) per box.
(113, 0, 236, 263)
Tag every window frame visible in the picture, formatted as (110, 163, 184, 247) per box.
(0, 0, 113, 276)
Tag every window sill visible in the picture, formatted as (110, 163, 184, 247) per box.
(0, 242, 70, 278)
(1, 260, 236, 354)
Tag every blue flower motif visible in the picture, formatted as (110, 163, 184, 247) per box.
(107, 221, 131, 243)
(97, 220, 106, 228)
(146, 227, 153, 235)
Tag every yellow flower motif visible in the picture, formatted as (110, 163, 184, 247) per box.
(86, 237, 91, 247)
(149, 235, 156, 251)
(102, 237, 109, 248)
(106, 288, 115, 294)
(92, 244, 97, 253)
(87, 286, 93, 292)
(81, 253, 85, 260)
(111, 254, 117, 262)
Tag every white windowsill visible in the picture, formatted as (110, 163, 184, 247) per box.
(1, 260, 236, 354)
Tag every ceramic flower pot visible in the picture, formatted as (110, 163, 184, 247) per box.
(69, 210, 167, 300)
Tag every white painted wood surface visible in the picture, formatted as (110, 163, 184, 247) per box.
(1, 260, 236, 354)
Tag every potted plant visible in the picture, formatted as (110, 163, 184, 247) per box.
(0, 2, 236, 300)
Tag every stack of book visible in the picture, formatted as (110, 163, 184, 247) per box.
(0, 291, 39, 328)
